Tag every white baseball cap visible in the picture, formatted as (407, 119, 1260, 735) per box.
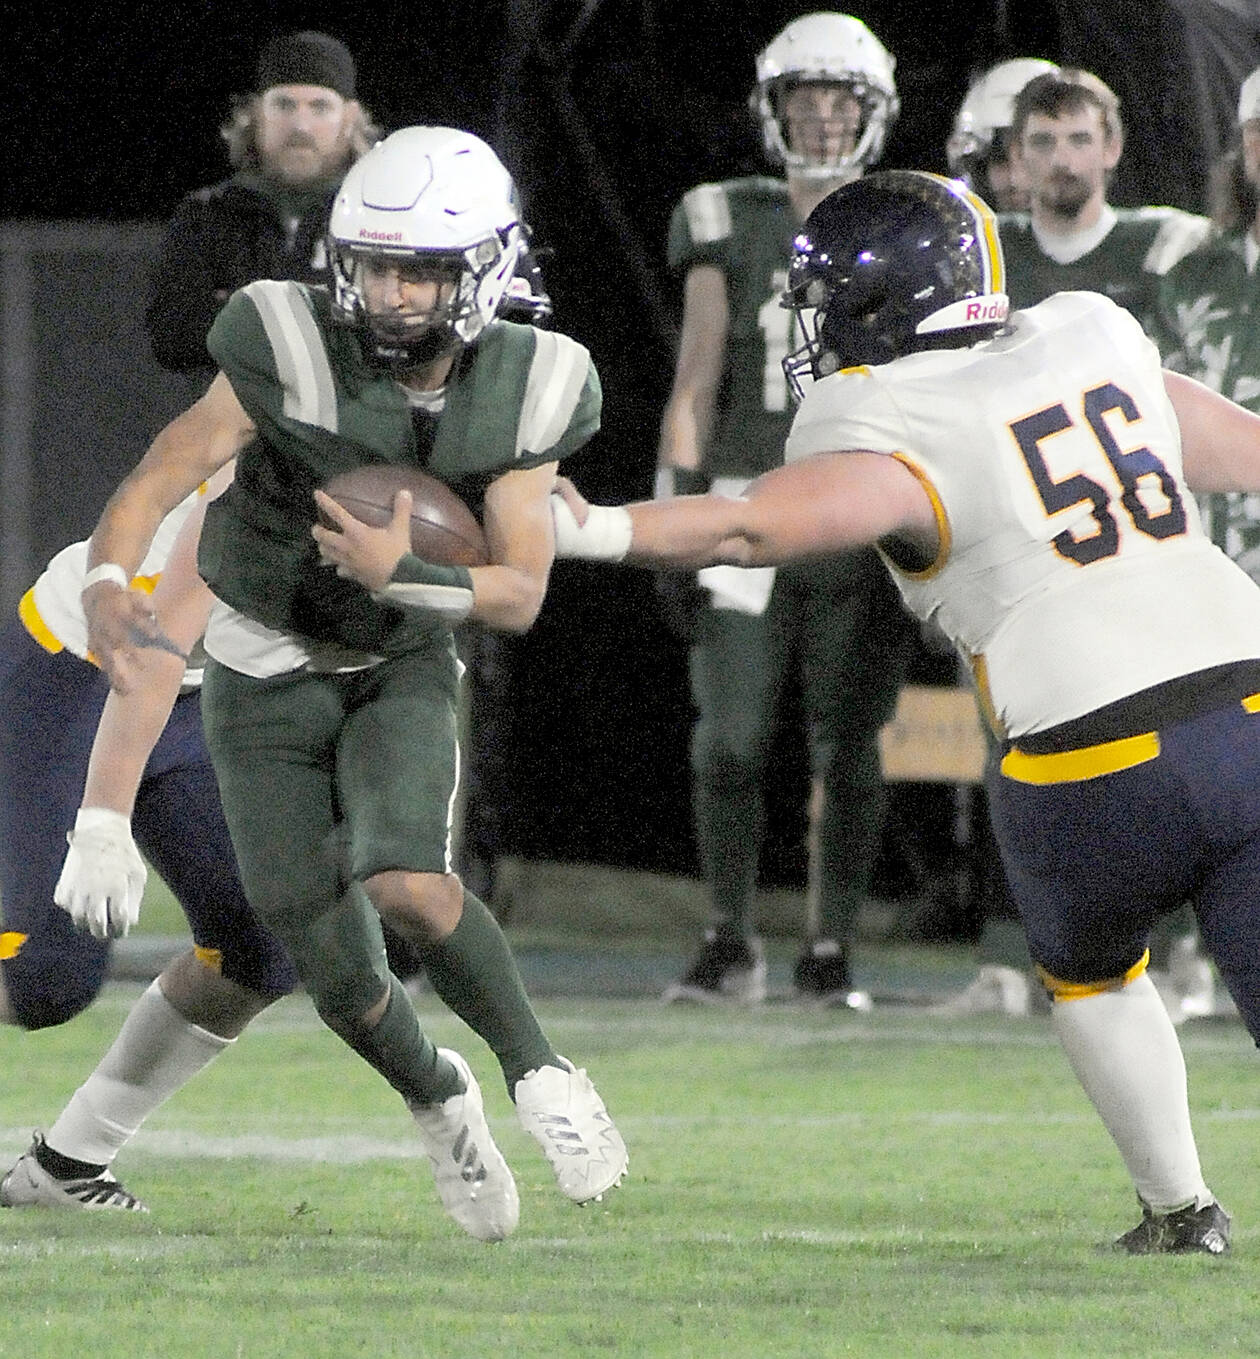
(1239, 67, 1260, 123)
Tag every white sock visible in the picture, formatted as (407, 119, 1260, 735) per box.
(46, 980, 233, 1167)
(1052, 972, 1211, 1212)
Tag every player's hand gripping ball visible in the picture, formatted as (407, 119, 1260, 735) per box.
(318, 464, 488, 566)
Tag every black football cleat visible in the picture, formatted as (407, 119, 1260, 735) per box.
(1115, 1198, 1231, 1255)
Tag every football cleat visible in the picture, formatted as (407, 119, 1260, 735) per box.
(515, 1057, 629, 1204)
(0, 1132, 148, 1212)
(1115, 1198, 1231, 1255)
(410, 1049, 519, 1242)
(662, 930, 767, 1005)
(793, 939, 873, 1011)
(927, 964, 1033, 1017)
(1150, 934, 1218, 1026)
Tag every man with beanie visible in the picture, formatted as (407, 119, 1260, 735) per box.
(145, 31, 379, 377)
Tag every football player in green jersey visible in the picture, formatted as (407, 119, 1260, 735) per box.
(654, 12, 916, 1008)
(77, 126, 627, 1241)
(1000, 68, 1210, 340)
(1161, 66, 1260, 584)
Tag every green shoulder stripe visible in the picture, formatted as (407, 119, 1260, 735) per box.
(517, 327, 600, 459)
(208, 281, 340, 433)
(242, 281, 338, 431)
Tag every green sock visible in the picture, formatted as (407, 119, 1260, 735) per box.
(337, 976, 462, 1107)
(419, 890, 556, 1092)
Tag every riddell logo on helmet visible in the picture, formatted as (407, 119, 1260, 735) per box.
(965, 299, 1006, 322)
(358, 229, 404, 242)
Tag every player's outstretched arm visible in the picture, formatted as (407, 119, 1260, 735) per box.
(81, 490, 221, 818)
(553, 450, 937, 569)
(58, 488, 222, 940)
(1166, 370, 1260, 493)
(85, 374, 255, 692)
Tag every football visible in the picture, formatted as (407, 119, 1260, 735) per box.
(319, 464, 489, 567)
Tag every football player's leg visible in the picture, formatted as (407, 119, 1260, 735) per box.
(991, 753, 1216, 1222)
(135, 690, 298, 1013)
(343, 649, 554, 1088)
(348, 652, 625, 1204)
(663, 606, 777, 1003)
(9, 692, 303, 1204)
(798, 564, 912, 1001)
(1184, 711, 1260, 1042)
(689, 605, 777, 940)
(199, 660, 463, 1108)
(0, 623, 112, 1029)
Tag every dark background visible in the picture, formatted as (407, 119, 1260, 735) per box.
(6, 0, 1259, 884)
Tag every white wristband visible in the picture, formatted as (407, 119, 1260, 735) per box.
(551, 496, 633, 562)
(82, 563, 130, 592)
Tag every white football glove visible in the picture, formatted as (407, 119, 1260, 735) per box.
(54, 807, 147, 940)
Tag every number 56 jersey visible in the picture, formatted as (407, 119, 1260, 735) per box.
(785, 290, 1260, 739)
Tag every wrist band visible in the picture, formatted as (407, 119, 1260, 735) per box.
(82, 563, 130, 592)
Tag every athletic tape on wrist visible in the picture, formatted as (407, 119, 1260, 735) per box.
(82, 563, 130, 592)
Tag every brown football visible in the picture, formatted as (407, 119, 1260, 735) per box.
(319, 464, 488, 567)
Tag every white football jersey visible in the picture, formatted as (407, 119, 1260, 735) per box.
(785, 291, 1260, 738)
(28, 491, 204, 678)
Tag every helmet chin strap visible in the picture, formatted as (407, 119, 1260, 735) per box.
(365, 320, 461, 374)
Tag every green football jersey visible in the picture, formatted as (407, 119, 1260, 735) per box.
(667, 176, 801, 477)
(199, 279, 600, 651)
(999, 206, 1209, 353)
(1159, 228, 1260, 581)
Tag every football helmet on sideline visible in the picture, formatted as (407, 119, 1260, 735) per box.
(782, 170, 1009, 396)
(947, 58, 1059, 195)
(329, 126, 525, 369)
(750, 12, 899, 182)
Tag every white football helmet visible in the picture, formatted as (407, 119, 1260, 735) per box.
(1239, 66, 1260, 124)
(750, 12, 898, 182)
(329, 126, 525, 368)
(947, 58, 1059, 184)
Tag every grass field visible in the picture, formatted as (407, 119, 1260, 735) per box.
(3, 978, 1259, 1358)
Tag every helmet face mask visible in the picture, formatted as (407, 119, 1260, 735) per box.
(751, 13, 899, 182)
(782, 171, 1009, 401)
(329, 127, 524, 371)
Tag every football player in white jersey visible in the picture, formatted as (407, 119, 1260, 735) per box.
(0, 475, 298, 1210)
(553, 169, 1260, 1255)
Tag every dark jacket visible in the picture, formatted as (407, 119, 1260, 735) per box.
(145, 173, 338, 375)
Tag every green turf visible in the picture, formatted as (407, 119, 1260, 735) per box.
(3, 988, 1257, 1358)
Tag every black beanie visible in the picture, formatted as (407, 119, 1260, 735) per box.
(256, 31, 356, 100)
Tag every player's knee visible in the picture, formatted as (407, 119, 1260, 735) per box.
(2, 955, 107, 1030)
(692, 736, 765, 789)
(364, 869, 461, 944)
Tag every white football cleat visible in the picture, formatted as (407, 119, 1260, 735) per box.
(928, 964, 1032, 1017)
(411, 1049, 519, 1242)
(515, 1057, 628, 1204)
(0, 1133, 148, 1212)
